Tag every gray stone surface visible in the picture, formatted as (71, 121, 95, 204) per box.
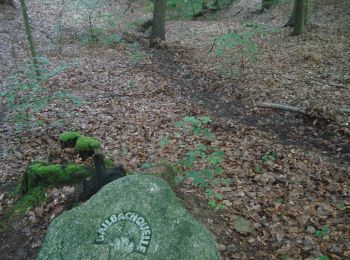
(37, 174, 220, 260)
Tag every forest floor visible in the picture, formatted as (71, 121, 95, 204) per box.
(0, 0, 349, 259)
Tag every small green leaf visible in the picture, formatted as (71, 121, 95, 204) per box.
(208, 200, 217, 207)
(315, 226, 330, 238)
(255, 165, 261, 174)
(198, 116, 212, 124)
(214, 166, 224, 175)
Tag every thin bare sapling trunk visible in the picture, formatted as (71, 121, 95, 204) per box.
(19, 0, 40, 79)
(293, 0, 307, 35)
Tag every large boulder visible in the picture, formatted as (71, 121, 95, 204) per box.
(37, 174, 220, 260)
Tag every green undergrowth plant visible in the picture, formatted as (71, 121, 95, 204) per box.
(315, 226, 330, 239)
(213, 22, 269, 79)
(255, 149, 277, 174)
(174, 116, 231, 210)
(140, 116, 230, 210)
(73, 0, 125, 46)
(2, 57, 83, 132)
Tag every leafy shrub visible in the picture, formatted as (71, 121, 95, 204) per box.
(174, 116, 231, 210)
(214, 22, 268, 79)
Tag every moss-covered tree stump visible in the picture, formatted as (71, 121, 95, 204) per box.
(20, 162, 91, 194)
(60, 131, 102, 160)
(74, 136, 101, 160)
(59, 131, 81, 148)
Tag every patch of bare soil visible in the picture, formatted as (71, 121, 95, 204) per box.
(0, 0, 349, 259)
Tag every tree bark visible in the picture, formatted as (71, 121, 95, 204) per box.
(150, 0, 166, 44)
(19, 0, 40, 78)
(285, 0, 308, 29)
(292, 0, 307, 35)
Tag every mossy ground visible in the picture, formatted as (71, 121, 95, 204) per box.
(0, 187, 47, 232)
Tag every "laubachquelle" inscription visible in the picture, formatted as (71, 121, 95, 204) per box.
(95, 211, 152, 255)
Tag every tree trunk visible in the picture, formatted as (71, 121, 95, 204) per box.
(19, 0, 40, 79)
(285, 0, 308, 28)
(293, 0, 307, 35)
(150, 0, 166, 45)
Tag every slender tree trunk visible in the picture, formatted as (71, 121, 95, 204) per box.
(293, 0, 307, 35)
(285, 0, 308, 28)
(19, 0, 40, 78)
(150, 0, 166, 44)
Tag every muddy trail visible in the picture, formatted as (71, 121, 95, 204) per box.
(146, 46, 350, 165)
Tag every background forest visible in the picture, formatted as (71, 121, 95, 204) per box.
(0, 0, 349, 259)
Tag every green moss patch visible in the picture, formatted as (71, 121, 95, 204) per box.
(14, 187, 47, 214)
(75, 136, 101, 152)
(59, 131, 81, 142)
(0, 187, 47, 232)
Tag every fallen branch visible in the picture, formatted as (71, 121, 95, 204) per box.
(257, 102, 350, 115)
